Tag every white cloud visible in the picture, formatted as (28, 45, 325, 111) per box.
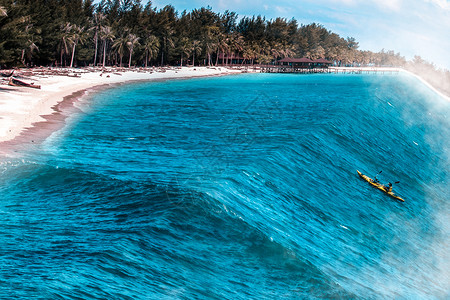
(275, 6, 289, 14)
(372, 0, 403, 11)
(316, 0, 403, 10)
(425, 0, 450, 10)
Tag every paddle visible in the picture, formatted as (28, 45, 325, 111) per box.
(373, 171, 382, 182)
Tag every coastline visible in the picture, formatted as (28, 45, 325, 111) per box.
(0, 66, 243, 154)
(400, 69, 450, 102)
(1, 66, 448, 155)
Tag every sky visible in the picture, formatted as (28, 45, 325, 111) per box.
(144, 0, 450, 69)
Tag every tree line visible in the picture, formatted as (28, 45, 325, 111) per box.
(0, 0, 417, 69)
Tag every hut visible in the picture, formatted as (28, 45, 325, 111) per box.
(312, 58, 332, 68)
(277, 57, 313, 68)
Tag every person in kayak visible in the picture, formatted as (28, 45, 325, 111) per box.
(384, 182, 393, 193)
(372, 171, 382, 184)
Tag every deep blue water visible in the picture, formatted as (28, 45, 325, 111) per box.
(1, 73, 449, 299)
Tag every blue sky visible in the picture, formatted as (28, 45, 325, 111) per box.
(144, 0, 450, 69)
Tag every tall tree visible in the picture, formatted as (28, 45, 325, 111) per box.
(191, 40, 201, 66)
(143, 34, 160, 67)
(126, 33, 139, 67)
(92, 12, 106, 66)
(113, 33, 128, 67)
(69, 24, 87, 68)
(100, 25, 115, 67)
(20, 24, 41, 66)
(204, 25, 219, 66)
(156, 5, 177, 66)
(59, 22, 74, 67)
(178, 37, 191, 66)
(160, 26, 174, 66)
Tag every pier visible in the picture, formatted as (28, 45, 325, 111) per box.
(259, 65, 400, 74)
(260, 65, 332, 73)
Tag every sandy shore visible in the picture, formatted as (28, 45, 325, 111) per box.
(400, 69, 450, 102)
(0, 66, 243, 148)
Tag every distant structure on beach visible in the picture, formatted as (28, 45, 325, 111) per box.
(277, 57, 332, 69)
(259, 57, 332, 73)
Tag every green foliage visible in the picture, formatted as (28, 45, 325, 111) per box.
(0, 0, 412, 68)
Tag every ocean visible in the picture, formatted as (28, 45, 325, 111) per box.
(1, 73, 449, 299)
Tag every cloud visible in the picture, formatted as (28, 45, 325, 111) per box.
(373, 0, 403, 11)
(425, 0, 450, 10)
(316, 0, 403, 10)
(275, 6, 290, 14)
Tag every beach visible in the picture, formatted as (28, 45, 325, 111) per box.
(0, 66, 242, 149)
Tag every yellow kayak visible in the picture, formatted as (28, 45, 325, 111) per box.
(357, 170, 405, 202)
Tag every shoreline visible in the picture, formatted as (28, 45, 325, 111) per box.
(399, 69, 450, 102)
(1, 66, 448, 155)
(0, 66, 243, 155)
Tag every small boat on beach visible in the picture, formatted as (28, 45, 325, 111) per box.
(8, 77, 41, 89)
(1, 70, 14, 77)
(357, 170, 405, 202)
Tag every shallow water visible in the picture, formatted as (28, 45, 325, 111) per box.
(1, 73, 449, 298)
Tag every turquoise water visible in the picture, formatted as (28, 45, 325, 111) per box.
(1, 73, 449, 298)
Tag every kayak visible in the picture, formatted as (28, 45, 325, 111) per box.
(357, 170, 405, 202)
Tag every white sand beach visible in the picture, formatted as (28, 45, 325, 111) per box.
(0, 66, 243, 145)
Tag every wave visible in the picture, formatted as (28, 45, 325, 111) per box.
(0, 158, 358, 299)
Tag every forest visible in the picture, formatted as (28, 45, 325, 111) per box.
(0, 0, 410, 68)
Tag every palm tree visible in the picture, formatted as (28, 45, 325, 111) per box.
(270, 42, 283, 64)
(99, 26, 115, 67)
(69, 24, 87, 68)
(221, 34, 233, 65)
(250, 42, 261, 65)
(143, 34, 160, 67)
(191, 40, 202, 67)
(20, 24, 42, 66)
(160, 26, 175, 66)
(126, 33, 139, 68)
(215, 32, 229, 66)
(92, 13, 106, 67)
(307, 45, 325, 60)
(229, 33, 244, 65)
(242, 42, 255, 65)
(113, 33, 128, 67)
(204, 25, 219, 66)
(59, 22, 73, 67)
(178, 37, 191, 67)
(280, 43, 295, 59)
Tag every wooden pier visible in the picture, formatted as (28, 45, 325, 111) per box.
(328, 67, 400, 74)
(259, 65, 400, 74)
(260, 65, 331, 74)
